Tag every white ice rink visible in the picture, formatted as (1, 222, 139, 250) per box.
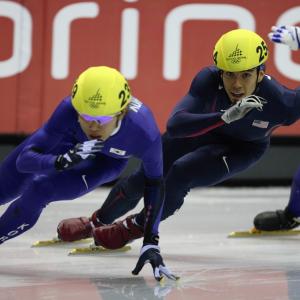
(1, 187, 300, 300)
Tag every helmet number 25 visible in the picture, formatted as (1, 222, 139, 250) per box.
(256, 41, 268, 63)
(118, 83, 130, 108)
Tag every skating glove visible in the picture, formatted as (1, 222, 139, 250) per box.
(221, 95, 266, 124)
(55, 139, 104, 171)
(268, 25, 300, 50)
(132, 244, 179, 282)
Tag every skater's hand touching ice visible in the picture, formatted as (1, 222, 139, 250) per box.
(132, 244, 179, 282)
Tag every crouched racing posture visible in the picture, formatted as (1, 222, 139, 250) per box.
(0, 66, 177, 281)
(59, 28, 300, 246)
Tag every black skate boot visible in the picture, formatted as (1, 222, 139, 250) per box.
(254, 208, 300, 231)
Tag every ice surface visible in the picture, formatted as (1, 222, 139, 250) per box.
(1, 187, 300, 300)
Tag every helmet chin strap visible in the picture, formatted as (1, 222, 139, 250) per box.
(110, 107, 128, 136)
(110, 119, 122, 137)
(253, 65, 264, 94)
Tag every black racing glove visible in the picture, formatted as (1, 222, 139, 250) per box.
(55, 139, 104, 171)
(132, 244, 179, 282)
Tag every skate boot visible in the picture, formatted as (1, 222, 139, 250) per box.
(57, 211, 103, 242)
(254, 207, 300, 231)
(93, 214, 144, 249)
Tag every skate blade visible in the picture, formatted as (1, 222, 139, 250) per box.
(69, 245, 131, 255)
(31, 237, 93, 247)
(228, 227, 300, 238)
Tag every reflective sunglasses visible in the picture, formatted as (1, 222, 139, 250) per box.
(80, 113, 120, 125)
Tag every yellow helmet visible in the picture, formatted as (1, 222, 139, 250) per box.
(71, 66, 131, 117)
(213, 29, 268, 72)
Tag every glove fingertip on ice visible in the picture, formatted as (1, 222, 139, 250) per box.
(174, 275, 180, 281)
(132, 267, 140, 276)
(157, 276, 165, 284)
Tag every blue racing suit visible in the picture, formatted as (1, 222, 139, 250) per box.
(0, 96, 164, 244)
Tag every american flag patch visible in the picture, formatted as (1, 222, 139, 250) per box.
(109, 148, 126, 156)
(252, 120, 269, 128)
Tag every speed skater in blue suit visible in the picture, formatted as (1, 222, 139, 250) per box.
(0, 66, 178, 282)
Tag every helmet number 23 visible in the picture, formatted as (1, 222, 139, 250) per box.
(118, 83, 130, 108)
(256, 41, 268, 63)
